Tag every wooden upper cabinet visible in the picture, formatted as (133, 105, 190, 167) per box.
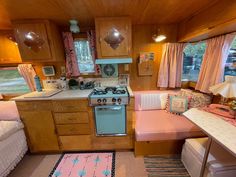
(12, 20, 65, 62)
(95, 17, 132, 58)
(0, 30, 22, 64)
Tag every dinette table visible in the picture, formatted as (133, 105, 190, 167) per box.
(183, 108, 236, 177)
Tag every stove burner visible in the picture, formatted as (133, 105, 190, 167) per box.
(105, 87, 117, 92)
(113, 90, 126, 94)
(93, 90, 107, 95)
(90, 87, 129, 106)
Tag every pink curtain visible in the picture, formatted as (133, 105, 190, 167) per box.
(17, 64, 36, 91)
(157, 43, 186, 88)
(87, 30, 101, 74)
(62, 32, 80, 78)
(195, 34, 235, 93)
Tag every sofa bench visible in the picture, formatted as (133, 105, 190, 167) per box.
(134, 90, 206, 156)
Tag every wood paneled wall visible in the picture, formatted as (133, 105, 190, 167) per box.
(129, 24, 177, 91)
(32, 62, 65, 80)
(0, 24, 178, 92)
(178, 0, 236, 42)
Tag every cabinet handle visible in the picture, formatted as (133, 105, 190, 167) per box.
(68, 117, 76, 121)
(64, 106, 75, 109)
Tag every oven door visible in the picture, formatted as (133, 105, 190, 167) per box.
(94, 105, 126, 136)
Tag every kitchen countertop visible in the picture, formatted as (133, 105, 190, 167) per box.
(12, 86, 134, 101)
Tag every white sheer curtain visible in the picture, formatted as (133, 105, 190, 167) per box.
(74, 40, 95, 73)
(196, 33, 235, 93)
(17, 64, 36, 91)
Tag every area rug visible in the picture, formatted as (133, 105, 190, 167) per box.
(49, 151, 115, 177)
(144, 155, 190, 177)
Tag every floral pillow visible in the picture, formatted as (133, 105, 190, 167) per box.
(166, 95, 191, 115)
(179, 89, 212, 108)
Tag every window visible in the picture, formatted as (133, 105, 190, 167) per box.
(182, 42, 206, 82)
(0, 67, 30, 94)
(224, 37, 236, 77)
(74, 39, 95, 73)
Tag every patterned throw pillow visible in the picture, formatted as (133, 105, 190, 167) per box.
(166, 95, 190, 115)
(179, 89, 212, 108)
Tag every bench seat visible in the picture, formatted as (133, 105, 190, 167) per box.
(135, 110, 204, 141)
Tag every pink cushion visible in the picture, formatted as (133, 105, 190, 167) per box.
(135, 110, 204, 141)
(0, 101, 20, 121)
(134, 90, 179, 111)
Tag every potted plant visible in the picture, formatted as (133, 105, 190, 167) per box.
(228, 100, 236, 117)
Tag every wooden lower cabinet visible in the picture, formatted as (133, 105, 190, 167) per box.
(59, 135, 92, 150)
(92, 136, 133, 150)
(20, 111, 59, 152)
(16, 98, 135, 153)
(56, 124, 91, 135)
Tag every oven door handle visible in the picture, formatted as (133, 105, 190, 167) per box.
(97, 107, 122, 111)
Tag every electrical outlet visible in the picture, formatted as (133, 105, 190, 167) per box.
(61, 66, 66, 75)
(124, 64, 129, 71)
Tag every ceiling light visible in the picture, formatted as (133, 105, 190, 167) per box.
(152, 34, 166, 42)
(69, 20, 80, 33)
(152, 27, 167, 42)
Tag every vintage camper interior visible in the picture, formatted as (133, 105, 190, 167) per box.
(1, 0, 236, 177)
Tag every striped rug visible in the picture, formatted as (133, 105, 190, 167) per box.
(144, 155, 190, 177)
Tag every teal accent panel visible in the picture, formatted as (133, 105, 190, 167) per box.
(95, 58, 132, 64)
(95, 105, 126, 135)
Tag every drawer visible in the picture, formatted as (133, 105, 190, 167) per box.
(56, 124, 90, 135)
(92, 135, 133, 150)
(52, 100, 89, 112)
(59, 135, 92, 150)
(54, 112, 89, 124)
(16, 101, 52, 111)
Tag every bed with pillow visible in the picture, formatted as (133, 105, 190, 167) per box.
(0, 101, 28, 177)
(134, 89, 211, 156)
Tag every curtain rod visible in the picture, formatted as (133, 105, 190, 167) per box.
(185, 31, 236, 44)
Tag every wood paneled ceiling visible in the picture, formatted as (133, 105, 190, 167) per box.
(0, 0, 219, 29)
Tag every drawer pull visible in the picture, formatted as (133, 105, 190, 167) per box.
(68, 117, 76, 121)
(70, 128, 76, 132)
(64, 106, 75, 109)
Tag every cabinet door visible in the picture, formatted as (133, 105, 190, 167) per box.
(14, 22, 52, 61)
(21, 111, 59, 152)
(0, 32, 22, 63)
(96, 17, 131, 58)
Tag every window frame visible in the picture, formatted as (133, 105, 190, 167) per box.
(0, 66, 30, 95)
(73, 34, 96, 75)
(182, 42, 206, 82)
(224, 37, 236, 77)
